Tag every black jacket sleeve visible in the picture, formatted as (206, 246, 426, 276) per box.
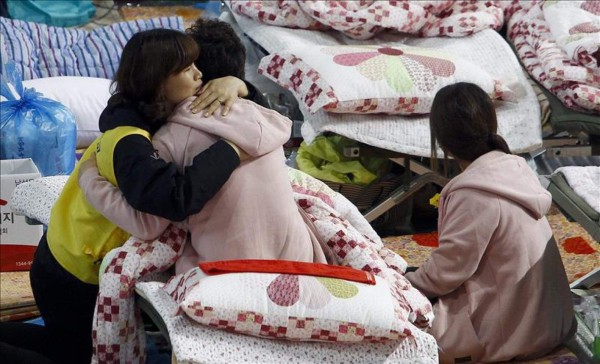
(112, 135, 240, 221)
(243, 80, 270, 109)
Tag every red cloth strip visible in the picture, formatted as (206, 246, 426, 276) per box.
(199, 259, 376, 285)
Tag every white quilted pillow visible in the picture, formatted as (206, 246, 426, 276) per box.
(22, 77, 111, 149)
(258, 44, 519, 115)
(175, 263, 408, 343)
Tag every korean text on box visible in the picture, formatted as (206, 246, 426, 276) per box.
(1, 158, 43, 271)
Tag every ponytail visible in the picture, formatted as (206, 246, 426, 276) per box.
(487, 133, 511, 154)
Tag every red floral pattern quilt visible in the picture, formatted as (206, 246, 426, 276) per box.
(229, 0, 504, 39)
(91, 168, 433, 363)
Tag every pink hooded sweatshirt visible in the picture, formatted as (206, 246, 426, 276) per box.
(405, 151, 574, 363)
(157, 98, 328, 274)
(80, 98, 328, 275)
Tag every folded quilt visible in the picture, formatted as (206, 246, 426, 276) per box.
(506, 0, 600, 113)
(229, 0, 504, 39)
(91, 167, 433, 363)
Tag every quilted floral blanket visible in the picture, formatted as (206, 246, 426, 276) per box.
(91, 168, 434, 363)
(506, 0, 600, 113)
(229, 0, 504, 39)
(230, 0, 504, 39)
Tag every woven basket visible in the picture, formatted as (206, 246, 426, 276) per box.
(324, 174, 413, 235)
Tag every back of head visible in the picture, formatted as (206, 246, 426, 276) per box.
(186, 18, 245, 82)
(113, 28, 199, 126)
(429, 82, 511, 162)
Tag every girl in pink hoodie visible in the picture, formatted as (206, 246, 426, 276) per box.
(405, 83, 575, 363)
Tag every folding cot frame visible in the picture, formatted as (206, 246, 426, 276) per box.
(225, 11, 547, 226)
(504, 37, 600, 159)
(534, 82, 600, 159)
(564, 268, 600, 364)
(335, 144, 449, 223)
(546, 170, 600, 242)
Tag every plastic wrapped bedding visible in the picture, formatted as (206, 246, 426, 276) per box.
(223, 10, 542, 157)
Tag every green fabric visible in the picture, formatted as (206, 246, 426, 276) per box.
(296, 135, 390, 186)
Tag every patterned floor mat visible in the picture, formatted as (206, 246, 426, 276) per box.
(0, 271, 38, 322)
(383, 206, 599, 284)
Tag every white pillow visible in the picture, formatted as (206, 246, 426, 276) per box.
(175, 266, 408, 343)
(22, 77, 111, 148)
(258, 44, 518, 115)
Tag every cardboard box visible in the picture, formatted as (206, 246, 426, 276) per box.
(0, 159, 43, 271)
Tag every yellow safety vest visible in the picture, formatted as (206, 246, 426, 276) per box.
(47, 126, 151, 285)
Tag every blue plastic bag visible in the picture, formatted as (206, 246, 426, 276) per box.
(7, 0, 95, 27)
(1, 62, 76, 176)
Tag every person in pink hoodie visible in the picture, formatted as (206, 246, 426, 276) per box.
(78, 44, 330, 275)
(405, 83, 575, 363)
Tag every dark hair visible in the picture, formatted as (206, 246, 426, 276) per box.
(186, 18, 245, 82)
(112, 29, 199, 127)
(429, 82, 511, 167)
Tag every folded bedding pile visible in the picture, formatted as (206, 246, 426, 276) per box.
(224, 0, 542, 157)
(9, 169, 438, 363)
(229, 0, 505, 39)
(91, 168, 436, 363)
(506, 0, 600, 115)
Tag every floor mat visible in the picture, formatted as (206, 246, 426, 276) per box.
(383, 205, 599, 284)
(0, 271, 38, 322)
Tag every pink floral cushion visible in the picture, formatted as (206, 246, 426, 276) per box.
(258, 44, 518, 115)
(170, 267, 411, 343)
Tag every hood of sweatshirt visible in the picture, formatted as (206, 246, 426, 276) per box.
(168, 97, 292, 157)
(442, 151, 551, 219)
(98, 94, 155, 134)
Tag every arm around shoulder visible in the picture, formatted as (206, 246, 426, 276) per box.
(78, 156, 170, 239)
(113, 135, 240, 221)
